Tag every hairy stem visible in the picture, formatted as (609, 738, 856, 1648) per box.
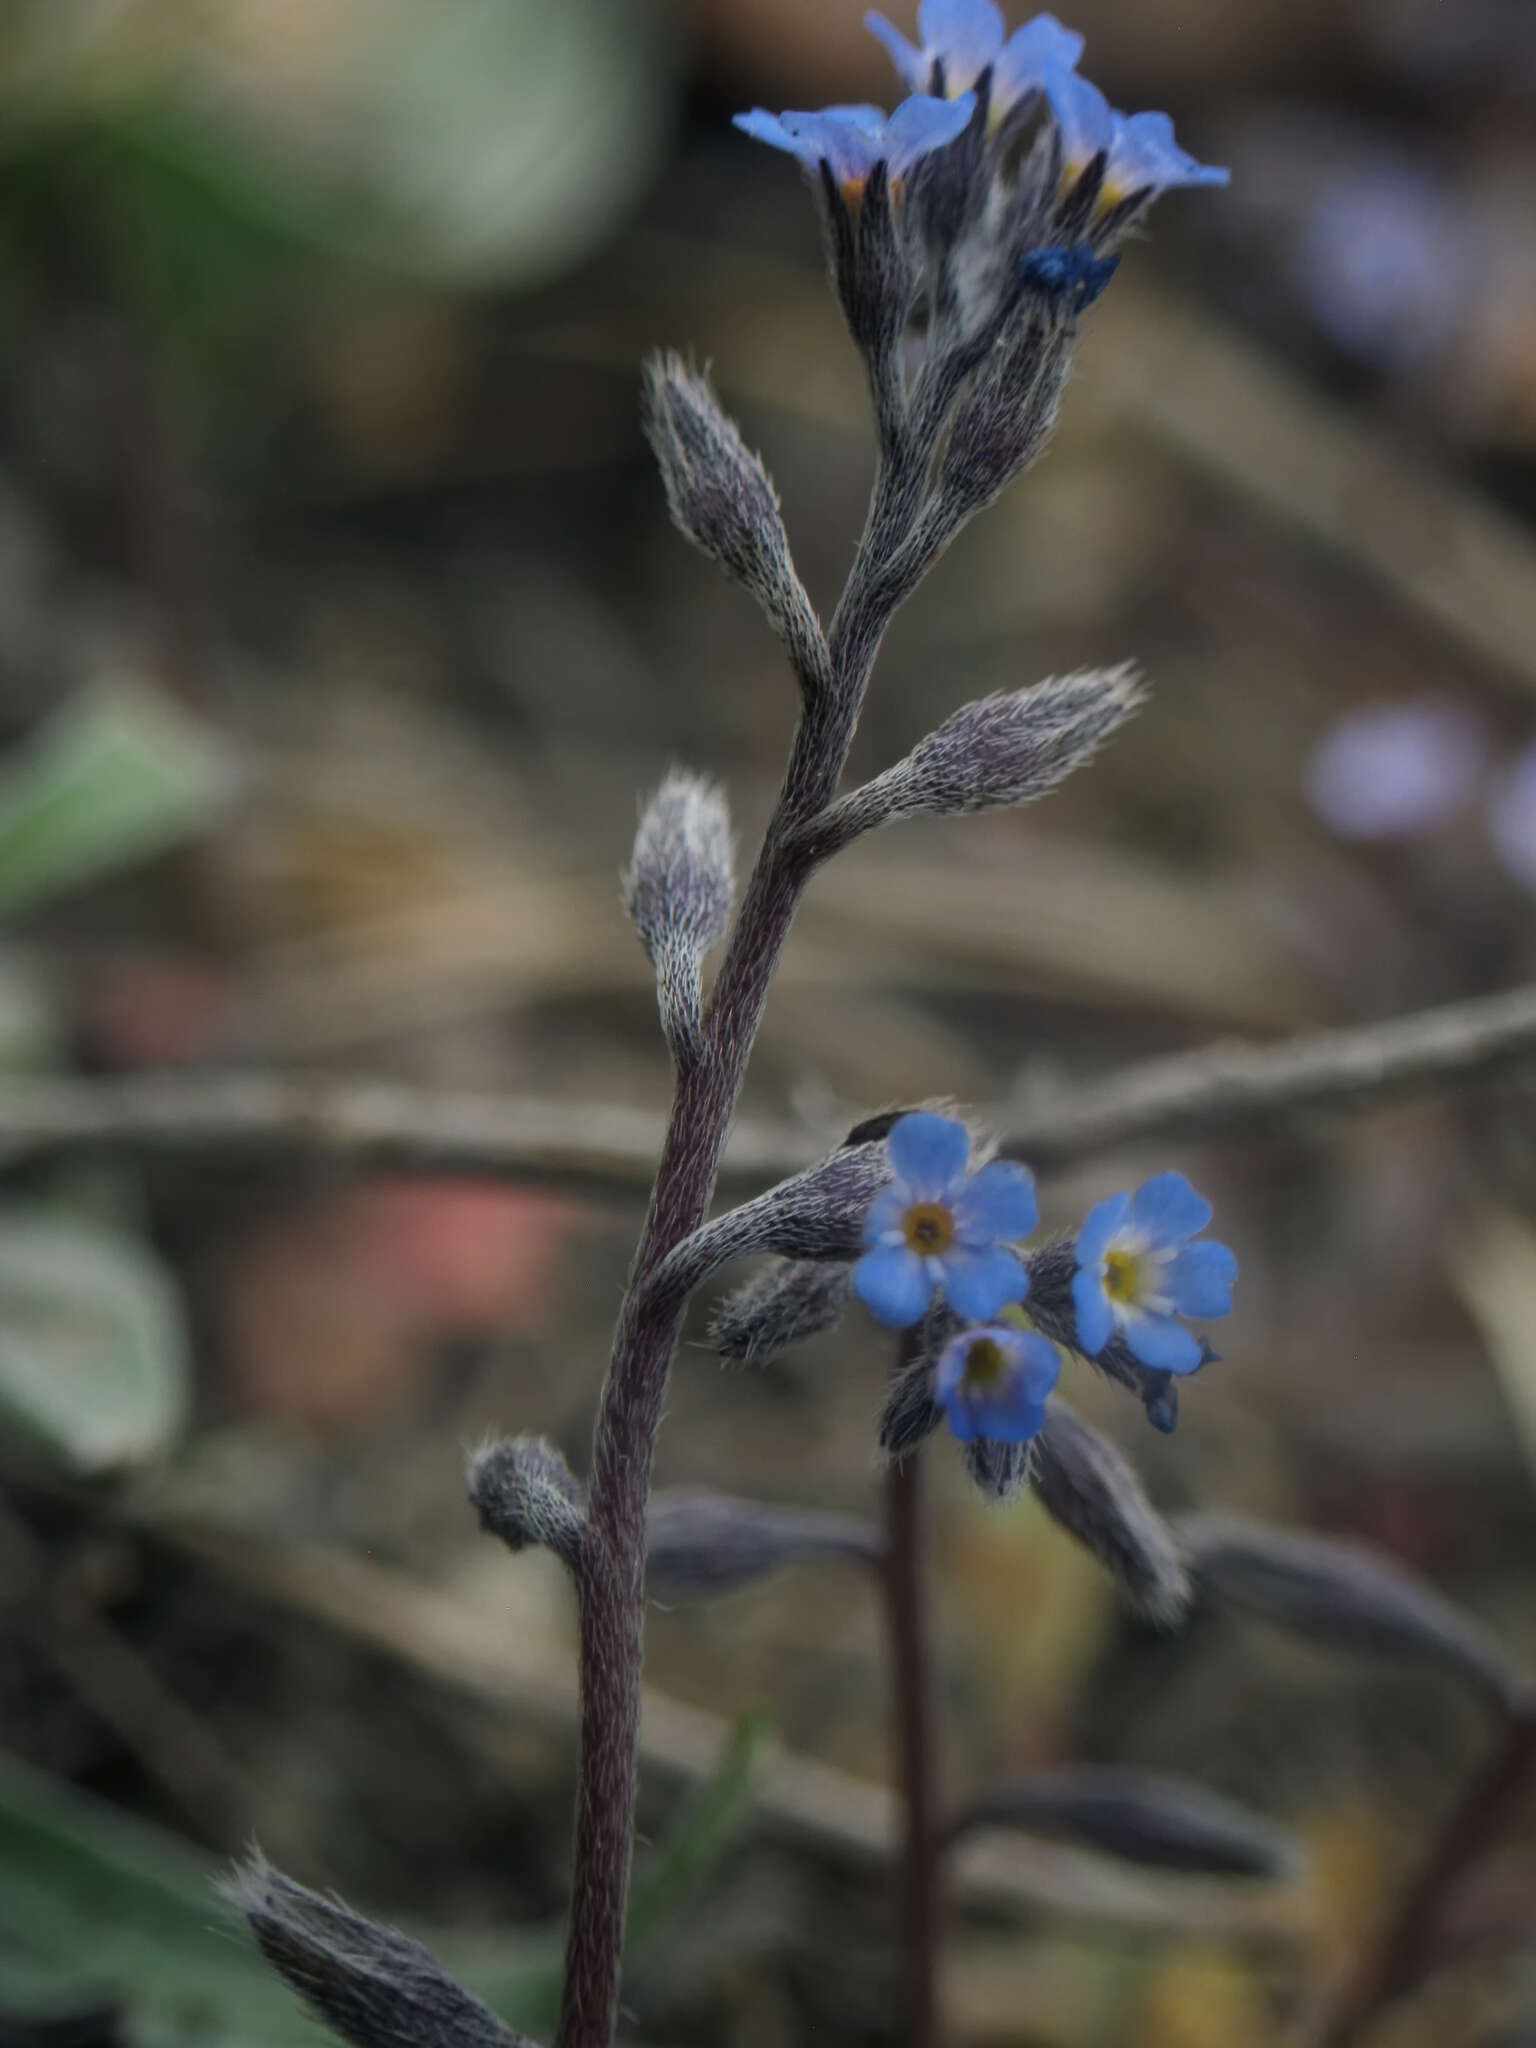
(555, 436, 928, 2048)
(1316, 1697, 1536, 2048)
(883, 1333, 944, 2048)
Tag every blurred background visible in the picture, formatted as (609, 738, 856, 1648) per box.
(2, 1, 1536, 2043)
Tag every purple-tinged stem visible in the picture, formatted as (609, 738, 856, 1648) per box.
(554, 459, 920, 2048)
(883, 1332, 944, 2048)
(1316, 1695, 1536, 2048)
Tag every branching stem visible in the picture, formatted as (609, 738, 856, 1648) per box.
(556, 434, 927, 2048)
(883, 1331, 945, 2048)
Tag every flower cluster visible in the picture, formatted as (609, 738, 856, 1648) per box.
(852, 1111, 1235, 1467)
(735, 0, 1227, 456)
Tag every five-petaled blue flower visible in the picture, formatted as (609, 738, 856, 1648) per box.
(1071, 1171, 1236, 1374)
(733, 95, 976, 194)
(855, 1111, 1036, 1327)
(934, 1317, 1062, 1442)
(867, 2, 1084, 119)
(1042, 66, 1228, 209)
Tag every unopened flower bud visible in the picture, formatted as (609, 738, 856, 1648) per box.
(467, 1434, 586, 1571)
(1029, 1401, 1190, 1628)
(802, 670, 1143, 861)
(622, 769, 733, 1063)
(642, 354, 829, 695)
(225, 1855, 533, 2048)
(711, 1257, 854, 1366)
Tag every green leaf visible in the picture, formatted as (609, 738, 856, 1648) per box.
(0, 1716, 767, 2046)
(0, 681, 235, 919)
(0, 1747, 319, 2047)
(0, 1209, 191, 1472)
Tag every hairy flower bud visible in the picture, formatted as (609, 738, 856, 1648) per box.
(878, 1356, 945, 1460)
(710, 1257, 854, 1366)
(225, 1856, 533, 2048)
(937, 312, 1075, 521)
(467, 1434, 587, 1571)
(622, 769, 734, 1064)
(1029, 1402, 1191, 1628)
(642, 353, 830, 698)
(949, 1769, 1302, 1880)
(1177, 1514, 1520, 1709)
(650, 1141, 893, 1308)
(646, 1488, 878, 1603)
(800, 669, 1143, 861)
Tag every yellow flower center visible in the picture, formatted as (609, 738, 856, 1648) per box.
(903, 1202, 955, 1256)
(960, 1336, 1007, 1391)
(1104, 1247, 1144, 1304)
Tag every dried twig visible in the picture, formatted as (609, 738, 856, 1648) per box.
(1007, 978, 1536, 1170)
(3, 978, 1536, 1196)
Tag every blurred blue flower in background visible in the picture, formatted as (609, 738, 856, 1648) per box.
(1072, 1172, 1235, 1373)
(1296, 164, 1465, 372)
(1488, 742, 1536, 895)
(934, 1319, 1062, 1441)
(854, 1111, 1035, 1326)
(1306, 700, 1488, 841)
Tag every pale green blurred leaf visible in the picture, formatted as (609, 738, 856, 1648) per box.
(0, 0, 674, 289)
(0, 1209, 191, 1472)
(0, 680, 236, 918)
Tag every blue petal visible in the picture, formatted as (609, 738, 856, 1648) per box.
(1070, 1267, 1113, 1355)
(994, 13, 1084, 108)
(1165, 1239, 1237, 1318)
(866, 11, 928, 91)
(1108, 110, 1229, 198)
(884, 91, 976, 173)
(1043, 63, 1112, 170)
(1120, 1310, 1204, 1374)
(863, 1185, 909, 1246)
(952, 1159, 1037, 1245)
(887, 1110, 970, 1200)
(733, 109, 803, 159)
(935, 1326, 1060, 1443)
(1128, 1171, 1212, 1248)
(940, 1243, 1028, 1320)
(918, 0, 1004, 83)
(1074, 1190, 1130, 1268)
(854, 1243, 933, 1327)
(818, 103, 890, 128)
(779, 108, 885, 184)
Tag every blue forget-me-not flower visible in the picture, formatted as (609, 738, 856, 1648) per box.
(1071, 1172, 1236, 1375)
(733, 96, 976, 194)
(934, 1316, 1062, 1442)
(1043, 67, 1229, 214)
(867, 1, 1084, 117)
(854, 1111, 1036, 1327)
